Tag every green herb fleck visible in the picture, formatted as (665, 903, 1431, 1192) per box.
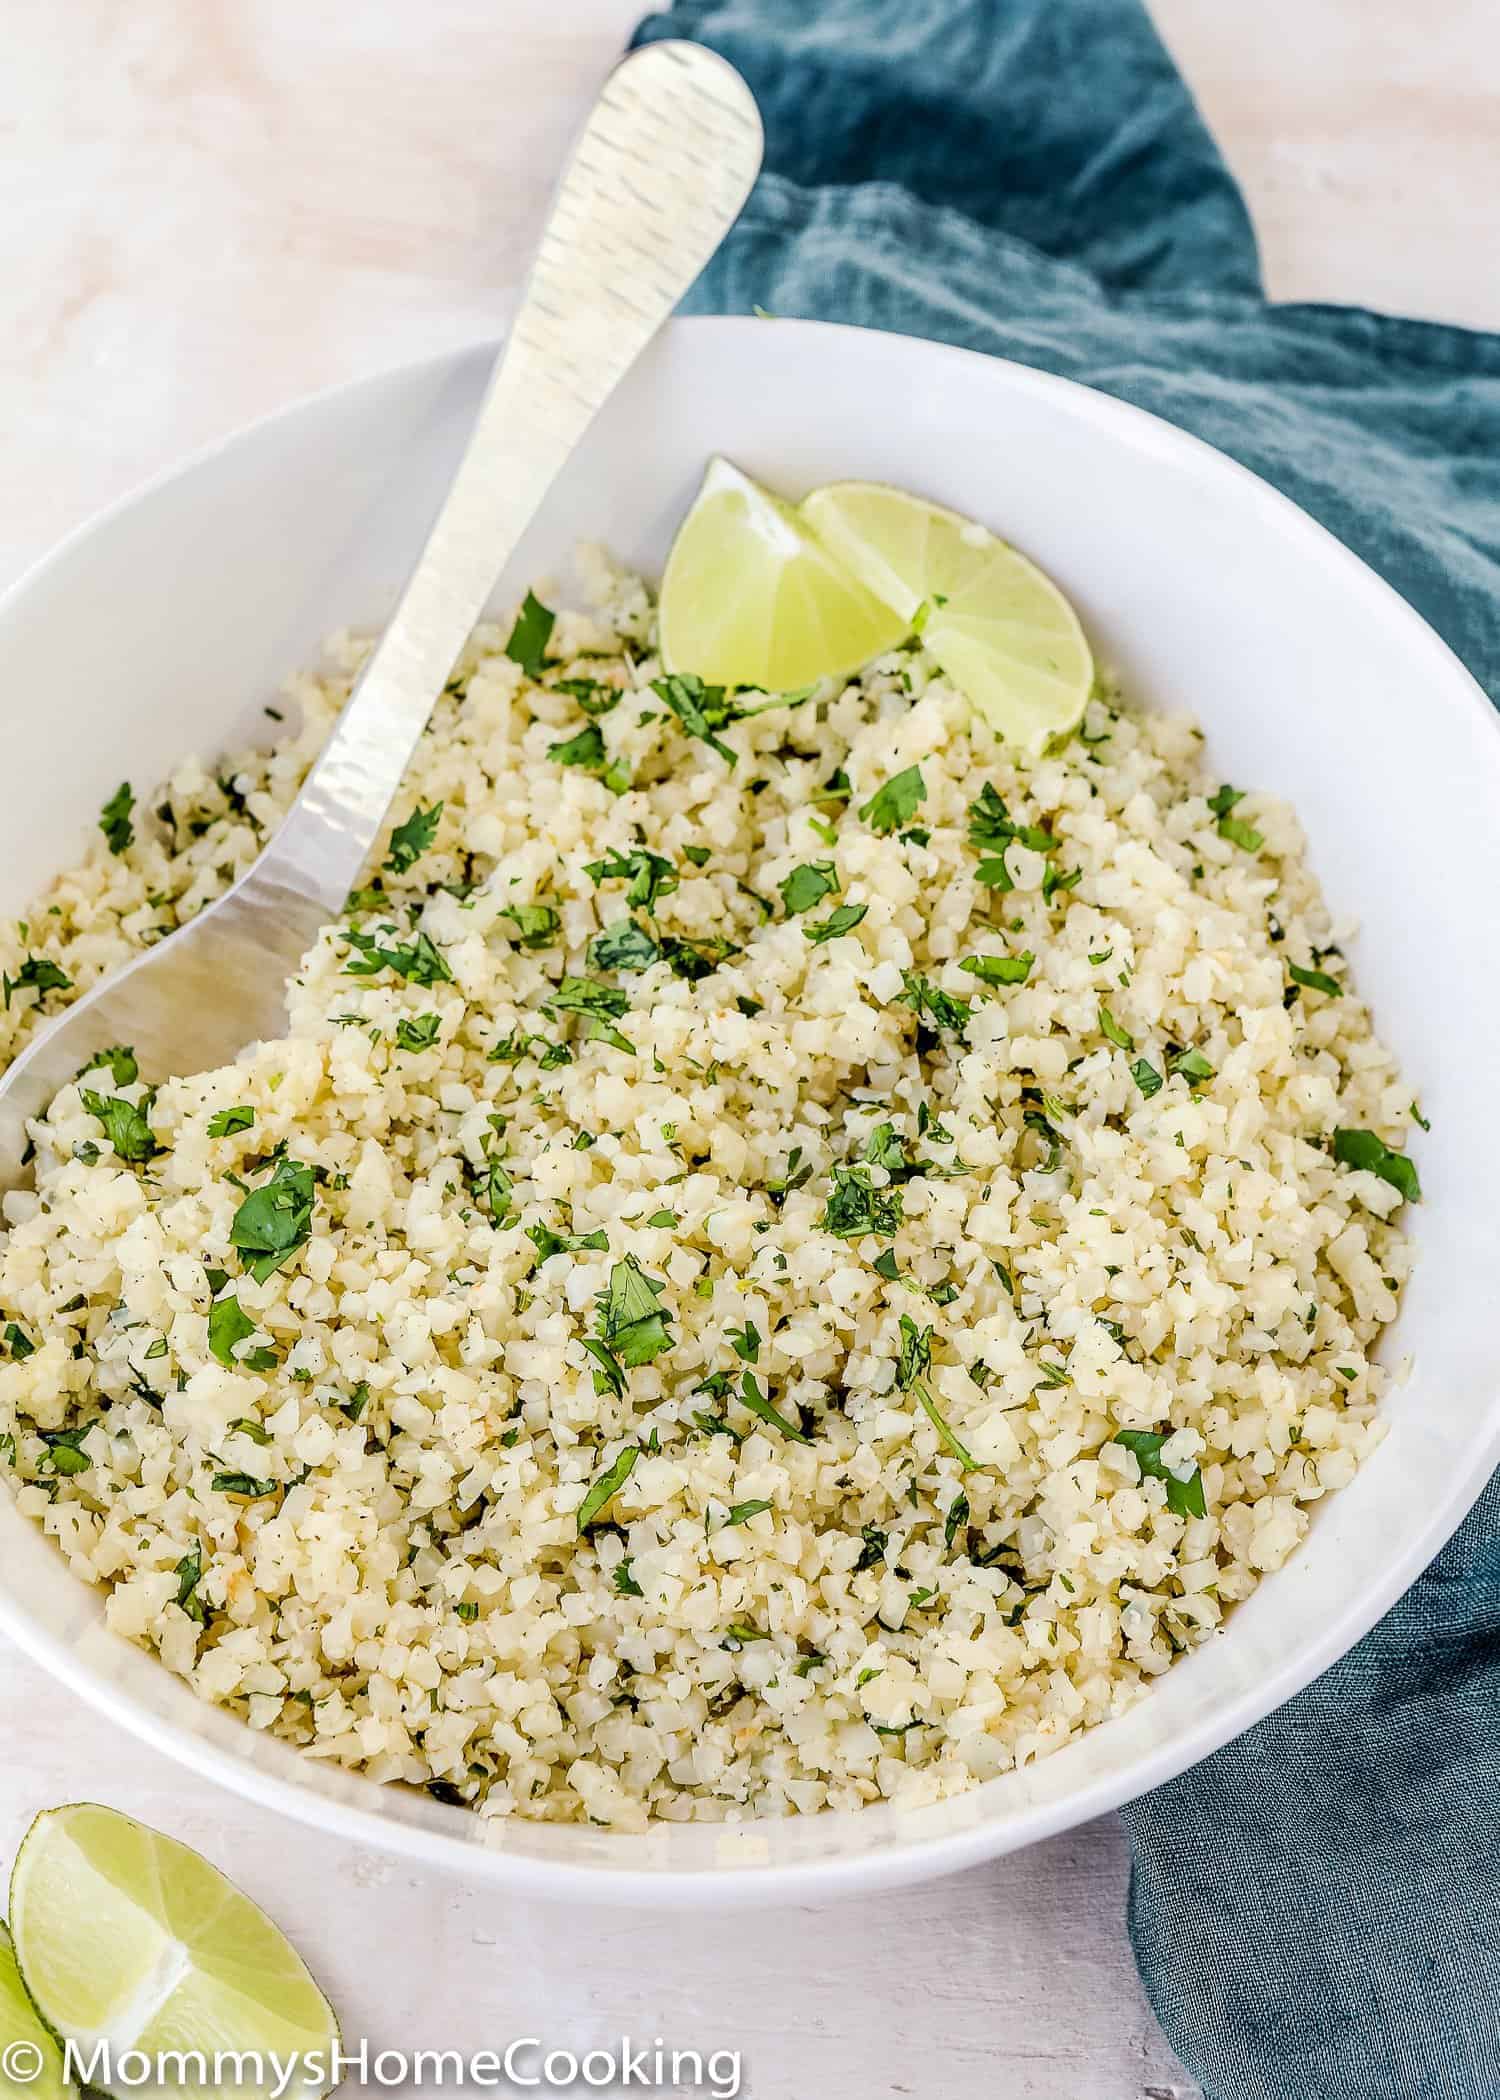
(1332, 1128, 1421, 1202)
(384, 802, 443, 876)
(504, 590, 555, 678)
(1111, 1429, 1206, 1518)
(99, 781, 135, 856)
(577, 1444, 639, 1532)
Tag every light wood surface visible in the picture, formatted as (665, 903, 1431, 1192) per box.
(2, 5, 1495, 2093)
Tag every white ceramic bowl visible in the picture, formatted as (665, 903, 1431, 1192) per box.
(1, 318, 1497, 1907)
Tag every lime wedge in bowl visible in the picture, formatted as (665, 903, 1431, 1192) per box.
(0, 1924, 69, 2100)
(658, 457, 909, 692)
(801, 480, 1094, 751)
(10, 1806, 337, 2100)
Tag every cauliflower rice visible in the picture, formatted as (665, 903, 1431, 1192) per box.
(0, 558, 1420, 1828)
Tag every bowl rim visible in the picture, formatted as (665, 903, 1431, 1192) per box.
(1, 312, 1497, 1908)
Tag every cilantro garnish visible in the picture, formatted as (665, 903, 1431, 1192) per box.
(40, 1424, 95, 1475)
(211, 1471, 279, 1501)
(343, 926, 452, 986)
(545, 975, 635, 1053)
(854, 1525, 888, 1573)
(960, 951, 1033, 988)
(503, 589, 555, 678)
(767, 1146, 814, 1205)
(174, 1547, 206, 1623)
(3, 956, 71, 1010)
(576, 1444, 639, 1533)
(207, 1105, 256, 1138)
(501, 903, 559, 950)
(1098, 1005, 1134, 1051)
(943, 1492, 970, 1553)
(229, 1155, 316, 1282)
(897, 973, 970, 1035)
(384, 801, 443, 876)
(1131, 1058, 1164, 1098)
(207, 1293, 275, 1371)
(527, 1220, 609, 1261)
(613, 1559, 644, 1597)
(99, 781, 135, 856)
(1332, 1128, 1421, 1202)
(595, 1256, 674, 1369)
(1171, 1047, 1215, 1082)
(1208, 784, 1263, 852)
(736, 1370, 809, 1443)
(725, 1499, 773, 1528)
(728, 1321, 761, 1363)
(1111, 1429, 1206, 1518)
(80, 1090, 158, 1164)
(805, 902, 867, 945)
(394, 1014, 441, 1052)
(1289, 962, 1342, 996)
(82, 1045, 138, 1087)
(653, 672, 739, 766)
(859, 764, 925, 835)
(896, 1313, 975, 1470)
(589, 919, 661, 973)
(488, 1029, 572, 1068)
(821, 1165, 903, 1240)
(779, 862, 839, 916)
(585, 847, 678, 911)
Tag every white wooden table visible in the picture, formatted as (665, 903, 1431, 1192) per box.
(2, 4, 1494, 2093)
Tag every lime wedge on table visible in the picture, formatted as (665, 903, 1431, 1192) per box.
(0, 1924, 68, 2100)
(801, 481, 1094, 751)
(658, 457, 909, 691)
(10, 1806, 337, 2100)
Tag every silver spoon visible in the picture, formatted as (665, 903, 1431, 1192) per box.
(0, 41, 762, 1186)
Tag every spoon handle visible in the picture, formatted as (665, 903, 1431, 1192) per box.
(241, 40, 761, 939)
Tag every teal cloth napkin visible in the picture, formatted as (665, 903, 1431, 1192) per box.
(631, 6, 1500, 2096)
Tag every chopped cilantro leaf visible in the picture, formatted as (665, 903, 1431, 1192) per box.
(576, 1444, 638, 1532)
(1130, 1057, 1164, 1098)
(80, 1090, 158, 1164)
(728, 1321, 761, 1363)
(174, 1546, 207, 1623)
(501, 903, 559, 949)
(589, 919, 662, 973)
(805, 901, 867, 945)
(1289, 962, 1342, 996)
(821, 1165, 903, 1240)
(585, 847, 678, 910)
(395, 1014, 441, 1052)
(3, 956, 72, 1009)
(1111, 1429, 1206, 1518)
(1332, 1128, 1421, 1202)
(779, 862, 839, 916)
(207, 1105, 256, 1137)
(653, 671, 739, 766)
(229, 1156, 316, 1282)
(725, 1499, 773, 1527)
(527, 1220, 609, 1261)
(99, 781, 135, 856)
(898, 973, 970, 1035)
(961, 951, 1033, 988)
(736, 1370, 810, 1443)
(211, 1471, 279, 1501)
(503, 589, 555, 677)
(859, 764, 925, 835)
(1098, 1005, 1134, 1051)
(41, 1424, 95, 1475)
(343, 926, 452, 986)
(595, 1256, 674, 1367)
(384, 801, 443, 876)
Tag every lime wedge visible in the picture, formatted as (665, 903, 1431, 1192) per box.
(0, 1924, 69, 2100)
(10, 1806, 337, 2100)
(801, 481, 1094, 751)
(658, 457, 908, 692)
